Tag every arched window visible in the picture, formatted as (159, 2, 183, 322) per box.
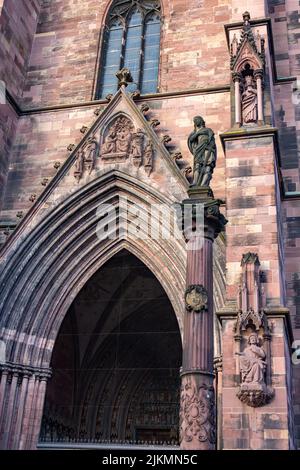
(97, 0, 161, 98)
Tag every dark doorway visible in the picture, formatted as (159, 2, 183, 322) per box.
(40, 250, 182, 445)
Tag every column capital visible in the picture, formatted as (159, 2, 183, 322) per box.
(0, 361, 52, 380)
(176, 187, 227, 242)
(232, 71, 242, 82)
(254, 68, 264, 79)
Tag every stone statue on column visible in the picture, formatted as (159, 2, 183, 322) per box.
(178, 116, 227, 450)
(187, 116, 217, 187)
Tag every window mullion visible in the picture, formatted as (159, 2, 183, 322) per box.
(139, 18, 146, 91)
(120, 19, 127, 70)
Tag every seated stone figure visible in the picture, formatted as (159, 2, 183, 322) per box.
(237, 332, 267, 389)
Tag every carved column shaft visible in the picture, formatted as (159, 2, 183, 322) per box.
(179, 190, 227, 450)
(0, 363, 51, 449)
(182, 237, 214, 372)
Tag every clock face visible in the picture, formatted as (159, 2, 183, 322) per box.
(185, 285, 208, 313)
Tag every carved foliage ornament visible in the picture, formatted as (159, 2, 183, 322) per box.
(180, 382, 215, 445)
(185, 285, 208, 313)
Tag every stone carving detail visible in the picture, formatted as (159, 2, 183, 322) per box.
(131, 129, 144, 168)
(236, 332, 272, 407)
(100, 116, 154, 175)
(101, 116, 134, 161)
(180, 381, 216, 445)
(234, 252, 274, 407)
(116, 67, 133, 88)
(230, 12, 265, 126)
(185, 285, 208, 313)
(187, 116, 217, 187)
(241, 74, 258, 124)
(144, 141, 154, 176)
(74, 136, 98, 182)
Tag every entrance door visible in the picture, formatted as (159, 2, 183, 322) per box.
(40, 250, 182, 445)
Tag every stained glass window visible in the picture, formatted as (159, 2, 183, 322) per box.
(97, 1, 161, 98)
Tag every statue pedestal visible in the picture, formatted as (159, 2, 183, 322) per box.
(178, 186, 227, 450)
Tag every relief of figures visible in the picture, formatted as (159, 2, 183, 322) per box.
(101, 115, 154, 175)
(101, 116, 134, 160)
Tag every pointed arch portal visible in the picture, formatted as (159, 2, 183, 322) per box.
(0, 169, 225, 449)
(40, 249, 182, 445)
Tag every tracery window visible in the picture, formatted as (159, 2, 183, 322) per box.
(97, 0, 161, 98)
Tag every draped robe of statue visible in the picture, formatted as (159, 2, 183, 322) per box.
(239, 334, 266, 386)
(187, 116, 217, 187)
(242, 76, 258, 124)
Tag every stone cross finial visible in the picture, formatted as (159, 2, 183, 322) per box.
(116, 68, 133, 88)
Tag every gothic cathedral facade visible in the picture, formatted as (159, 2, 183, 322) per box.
(0, 0, 299, 450)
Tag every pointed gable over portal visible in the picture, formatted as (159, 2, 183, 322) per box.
(0, 87, 190, 255)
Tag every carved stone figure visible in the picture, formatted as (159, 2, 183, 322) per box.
(102, 130, 117, 154)
(130, 129, 144, 167)
(144, 141, 153, 176)
(74, 136, 98, 181)
(237, 333, 266, 387)
(101, 116, 134, 160)
(241, 75, 258, 123)
(187, 116, 217, 187)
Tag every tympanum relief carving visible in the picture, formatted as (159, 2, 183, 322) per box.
(73, 115, 156, 181)
(100, 115, 154, 175)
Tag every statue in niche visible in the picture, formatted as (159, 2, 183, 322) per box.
(131, 129, 144, 167)
(187, 115, 217, 187)
(101, 116, 134, 159)
(241, 75, 258, 124)
(237, 332, 266, 387)
(144, 141, 153, 176)
(74, 136, 98, 182)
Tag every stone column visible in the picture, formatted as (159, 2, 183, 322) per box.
(254, 69, 264, 125)
(0, 363, 51, 449)
(232, 72, 242, 127)
(178, 187, 227, 450)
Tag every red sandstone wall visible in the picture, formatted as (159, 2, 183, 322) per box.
(0, 0, 40, 209)
(269, 0, 300, 447)
(0, 0, 40, 101)
(0, 105, 18, 209)
(0, 0, 299, 449)
(23, 0, 235, 108)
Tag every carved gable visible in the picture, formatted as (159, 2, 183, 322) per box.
(65, 88, 189, 196)
(1, 88, 189, 252)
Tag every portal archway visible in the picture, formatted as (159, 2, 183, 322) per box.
(40, 250, 182, 445)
